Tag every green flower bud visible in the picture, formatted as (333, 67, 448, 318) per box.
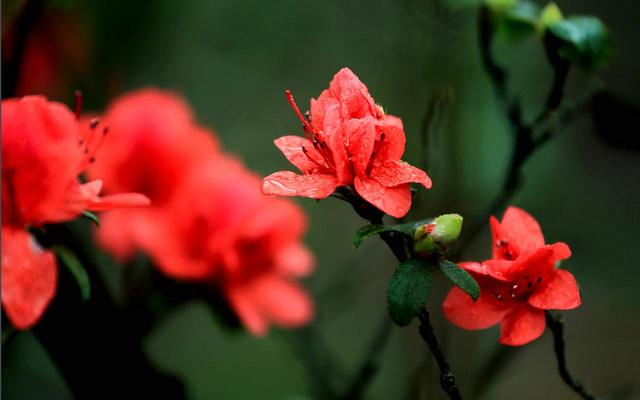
(414, 214, 463, 255)
(537, 3, 563, 34)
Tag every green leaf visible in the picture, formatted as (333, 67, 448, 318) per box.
(81, 210, 100, 227)
(353, 219, 430, 248)
(387, 259, 433, 326)
(495, 1, 540, 42)
(54, 246, 91, 301)
(547, 16, 612, 69)
(439, 260, 480, 301)
(538, 2, 563, 32)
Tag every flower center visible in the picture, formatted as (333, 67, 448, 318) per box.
(492, 274, 544, 301)
(495, 239, 517, 260)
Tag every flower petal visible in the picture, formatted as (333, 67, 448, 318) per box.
(346, 117, 377, 176)
(328, 67, 381, 120)
(251, 276, 314, 328)
(469, 260, 514, 281)
(528, 269, 581, 310)
(375, 115, 406, 161)
(370, 159, 432, 189)
(499, 304, 546, 346)
(498, 207, 546, 255)
(550, 242, 572, 260)
(273, 136, 329, 174)
(274, 243, 314, 278)
(226, 286, 268, 336)
(354, 176, 411, 218)
(262, 171, 338, 199)
(443, 287, 512, 330)
(1, 227, 57, 330)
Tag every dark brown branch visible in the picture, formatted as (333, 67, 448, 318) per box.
(417, 308, 463, 400)
(546, 312, 599, 400)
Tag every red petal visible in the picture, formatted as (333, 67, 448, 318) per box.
(499, 304, 546, 346)
(551, 242, 572, 260)
(370, 159, 432, 189)
(250, 276, 314, 328)
(528, 269, 581, 310)
(262, 171, 337, 199)
(274, 243, 314, 278)
(273, 135, 329, 174)
(226, 286, 268, 336)
(479, 260, 514, 281)
(227, 276, 314, 336)
(1, 227, 57, 330)
(354, 176, 411, 218)
(326, 125, 353, 185)
(500, 207, 545, 254)
(328, 68, 381, 120)
(375, 115, 406, 161)
(346, 117, 377, 176)
(85, 192, 151, 211)
(443, 287, 512, 330)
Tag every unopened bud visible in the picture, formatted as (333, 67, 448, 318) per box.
(414, 214, 463, 255)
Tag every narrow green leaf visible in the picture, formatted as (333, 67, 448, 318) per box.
(547, 16, 612, 69)
(81, 210, 100, 227)
(353, 219, 430, 248)
(439, 260, 480, 301)
(387, 259, 433, 326)
(54, 246, 91, 301)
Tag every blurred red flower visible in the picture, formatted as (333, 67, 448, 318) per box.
(1, 95, 149, 329)
(87, 89, 219, 259)
(138, 156, 314, 336)
(90, 89, 314, 335)
(262, 67, 431, 218)
(442, 207, 581, 346)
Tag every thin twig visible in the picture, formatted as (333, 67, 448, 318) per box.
(545, 312, 599, 400)
(417, 308, 463, 400)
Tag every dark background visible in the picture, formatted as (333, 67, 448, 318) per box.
(2, 0, 639, 399)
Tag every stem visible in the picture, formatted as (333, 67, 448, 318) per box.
(417, 308, 463, 400)
(335, 190, 463, 399)
(546, 312, 599, 400)
(457, 6, 574, 255)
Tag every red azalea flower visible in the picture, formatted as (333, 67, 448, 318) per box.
(86, 89, 219, 259)
(443, 207, 581, 346)
(138, 156, 314, 336)
(262, 67, 431, 218)
(1, 95, 149, 329)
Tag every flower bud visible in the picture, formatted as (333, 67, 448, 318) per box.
(414, 214, 463, 255)
(538, 3, 563, 33)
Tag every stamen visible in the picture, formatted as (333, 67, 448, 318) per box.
(285, 90, 316, 139)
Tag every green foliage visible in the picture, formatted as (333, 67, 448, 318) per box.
(81, 211, 100, 227)
(538, 2, 563, 32)
(387, 260, 432, 326)
(492, 1, 540, 42)
(546, 16, 612, 70)
(353, 219, 430, 248)
(54, 246, 91, 301)
(438, 260, 480, 301)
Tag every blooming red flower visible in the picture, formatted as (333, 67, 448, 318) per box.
(262, 67, 431, 218)
(1, 95, 149, 329)
(443, 207, 581, 346)
(137, 156, 314, 336)
(87, 89, 219, 259)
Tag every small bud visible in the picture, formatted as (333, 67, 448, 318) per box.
(537, 2, 563, 34)
(414, 214, 463, 255)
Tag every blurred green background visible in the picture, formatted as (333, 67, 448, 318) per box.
(3, 0, 640, 399)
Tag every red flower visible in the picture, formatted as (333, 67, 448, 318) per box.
(138, 156, 314, 336)
(86, 89, 219, 259)
(442, 207, 581, 346)
(1, 95, 149, 329)
(262, 68, 431, 218)
(1, 227, 56, 330)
